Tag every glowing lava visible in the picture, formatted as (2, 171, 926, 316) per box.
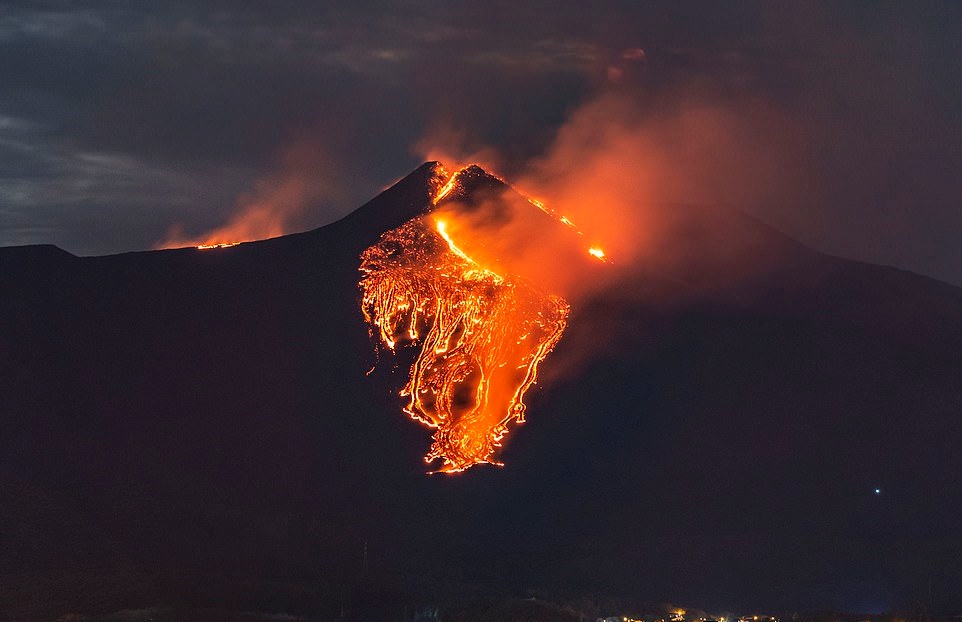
(359, 165, 572, 473)
(196, 242, 240, 250)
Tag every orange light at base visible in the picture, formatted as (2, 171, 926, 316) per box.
(196, 242, 240, 250)
(359, 165, 572, 472)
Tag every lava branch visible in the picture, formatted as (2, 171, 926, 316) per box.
(435, 164, 609, 264)
(359, 205, 569, 473)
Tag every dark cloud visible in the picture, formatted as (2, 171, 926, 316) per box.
(0, 1, 960, 284)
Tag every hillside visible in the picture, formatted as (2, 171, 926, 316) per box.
(1, 162, 960, 619)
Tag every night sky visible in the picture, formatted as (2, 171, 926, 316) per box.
(2, 1, 962, 285)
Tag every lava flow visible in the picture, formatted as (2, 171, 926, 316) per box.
(359, 165, 578, 473)
(196, 242, 240, 250)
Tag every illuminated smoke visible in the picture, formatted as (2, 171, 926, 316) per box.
(516, 91, 812, 274)
(157, 142, 343, 250)
(412, 119, 504, 180)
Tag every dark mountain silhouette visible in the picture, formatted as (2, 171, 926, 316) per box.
(1, 162, 960, 620)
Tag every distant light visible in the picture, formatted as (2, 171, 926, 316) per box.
(589, 247, 606, 259)
(874, 488, 881, 495)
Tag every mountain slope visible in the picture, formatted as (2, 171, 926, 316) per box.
(1, 162, 960, 618)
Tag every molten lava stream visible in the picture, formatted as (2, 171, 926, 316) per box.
(359, 202, 569, 473)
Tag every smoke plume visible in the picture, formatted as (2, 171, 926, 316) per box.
(158, 141, 344, 249)
(409, 84, 819, 399)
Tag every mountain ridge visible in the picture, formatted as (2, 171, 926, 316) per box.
(1, 162, 960, 617)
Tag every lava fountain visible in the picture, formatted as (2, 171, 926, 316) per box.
(359, 164, 601, 473)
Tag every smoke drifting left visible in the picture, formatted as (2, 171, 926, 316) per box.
(158, 141, 345, 249)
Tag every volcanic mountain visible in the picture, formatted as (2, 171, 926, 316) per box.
(1, 162, 960, 619)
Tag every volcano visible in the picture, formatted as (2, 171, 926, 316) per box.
(1, 162, 961, 618)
